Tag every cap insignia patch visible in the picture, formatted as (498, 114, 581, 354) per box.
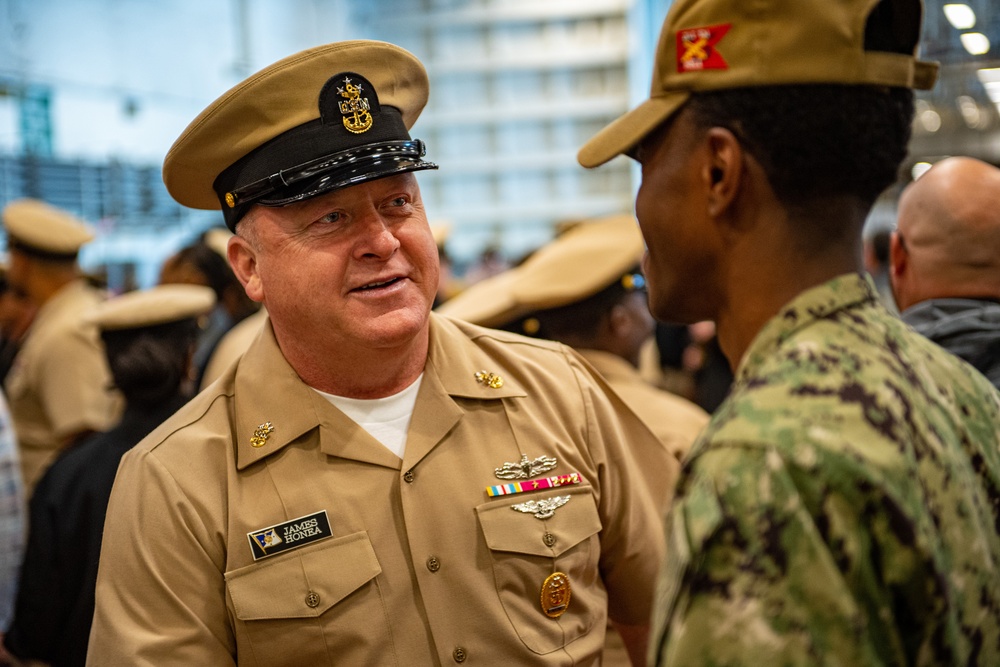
(676, 24, 731, 73)
(338, 76, 373, 134)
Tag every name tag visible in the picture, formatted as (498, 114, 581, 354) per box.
(247, 510, 333, 561)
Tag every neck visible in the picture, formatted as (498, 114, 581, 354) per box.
(274, 325, 430, 399)
(714, 207, 864, 370)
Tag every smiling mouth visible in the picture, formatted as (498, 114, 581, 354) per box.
(355, 277, 404, 291)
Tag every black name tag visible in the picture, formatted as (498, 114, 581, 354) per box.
(247, 510, 333, 561)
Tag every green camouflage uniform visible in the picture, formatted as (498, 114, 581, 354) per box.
(650, 273, 1000, 666)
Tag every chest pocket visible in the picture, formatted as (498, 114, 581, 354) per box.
(225, 531, 393, 666)
(476, 485, 603, 655)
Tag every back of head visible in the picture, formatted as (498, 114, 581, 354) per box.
(893, 157, 1000, 307)
(89, 285, 216, 408)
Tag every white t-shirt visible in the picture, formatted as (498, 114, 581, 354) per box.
(315, 374, 423, 459)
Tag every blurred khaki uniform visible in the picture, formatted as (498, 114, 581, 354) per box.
(89, 314, 668, 665)
(578, 350, 707, 464)
(5, 279, 120, 497)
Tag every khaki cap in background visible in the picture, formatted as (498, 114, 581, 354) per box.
(435, 269, 525, 329)
(437, 214, 645, 328)
(2, 199, 95, 258)
(512, 214, 644, 311)
(87, 284, 216, 331)
(578, 0, 940, 168)
(202, 227, 233, 259)
(163, 40, 438, 231)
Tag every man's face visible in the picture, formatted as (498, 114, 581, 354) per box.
(233, 173, 440, 354)
(633, 110, 720, 325)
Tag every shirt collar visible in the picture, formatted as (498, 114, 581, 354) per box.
(733, 273, 879, 386)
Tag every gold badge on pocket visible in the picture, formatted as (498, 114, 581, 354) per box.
(540, 572, 571, 618)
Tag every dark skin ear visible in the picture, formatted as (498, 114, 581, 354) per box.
(703, 127, 746, 220)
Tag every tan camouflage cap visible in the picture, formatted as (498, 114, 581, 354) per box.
(87, 284, 216, 331)
(2, 198, 95, 258)
(163, 40, 437, 231)
(578, 0, 939, 167)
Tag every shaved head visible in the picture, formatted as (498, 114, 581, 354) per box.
(890, 157, 1000, 311)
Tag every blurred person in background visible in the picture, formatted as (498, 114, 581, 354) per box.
(890, 156, 1000, 389)
(0, 268, 36, 386)
(159, 234, 259, 387)
(3, 284, 214, 667)
(0, 391, 25, 667)
(579, 0, 1000, 663)
(1, 200, 121, 500)
(863, 226, 898, 313)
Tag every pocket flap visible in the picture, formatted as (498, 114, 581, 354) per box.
(476, 486, 602, 558)
(226, 531, 381, 620)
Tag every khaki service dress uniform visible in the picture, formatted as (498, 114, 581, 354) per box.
(578, 349, 708, 465)
(5, 279, 121, 498)
(89, 313, 669, 666)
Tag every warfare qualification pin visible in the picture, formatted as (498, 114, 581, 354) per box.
(250, 421, 274, 448)
(495, 453, 557, 480)
(511, 495, 570, 520)
(540, 572, 571, 618)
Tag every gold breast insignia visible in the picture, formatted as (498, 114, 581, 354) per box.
(540, 572, 571, 618)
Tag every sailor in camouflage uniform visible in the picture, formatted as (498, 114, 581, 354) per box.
(579, 0, 1000, 664)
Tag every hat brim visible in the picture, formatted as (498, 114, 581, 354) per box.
(577, 91, 690, 168)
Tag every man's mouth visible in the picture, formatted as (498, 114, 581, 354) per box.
(355, 277, 404, 291)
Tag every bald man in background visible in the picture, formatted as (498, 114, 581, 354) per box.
(890, 156, 1000, 389)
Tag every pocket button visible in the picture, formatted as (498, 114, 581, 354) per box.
(305, 591, 320, 608)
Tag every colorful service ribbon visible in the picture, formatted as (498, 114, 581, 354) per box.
(486, 472, 582, 498)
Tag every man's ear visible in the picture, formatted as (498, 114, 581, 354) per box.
(889, 230, 906, 279)
(227, 236, 264, 303)
(704, 127, 745, 219)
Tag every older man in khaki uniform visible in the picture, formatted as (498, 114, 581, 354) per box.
(89, 41, 669, 666)
(439, 215, 706, 666)
(2, 200, 121, 499)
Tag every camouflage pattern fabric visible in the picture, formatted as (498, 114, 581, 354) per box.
(649, 273, 1000, 666)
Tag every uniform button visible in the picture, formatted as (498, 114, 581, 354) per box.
(305, 591, 320, 608)
(543, 532, 556, 547)
(403, 470, 415, 483)
(453, 647, 467, 663)
(427, 556, 441, 572)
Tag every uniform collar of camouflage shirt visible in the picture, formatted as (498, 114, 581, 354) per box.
(733, 273, 878, 387)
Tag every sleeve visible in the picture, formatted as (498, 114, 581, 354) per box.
(87, 447, 235, 666)
(648, 444, 913, 667)
(0, 395, 25, 631)
(565, 350, 675, 627)
(38, 325, 117, 441)
(4, 474, 58, 661)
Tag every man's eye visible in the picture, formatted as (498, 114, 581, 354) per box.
(391, 197, 407, 207)
(318, 211, 341, 224)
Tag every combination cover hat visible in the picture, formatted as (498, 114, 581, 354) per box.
(578, 0, 940, 167)
(2, 199, 95, 258)
(87, 284, 216, 331)
(163, 40, 438, 231)
(437, 215, 645, 328)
